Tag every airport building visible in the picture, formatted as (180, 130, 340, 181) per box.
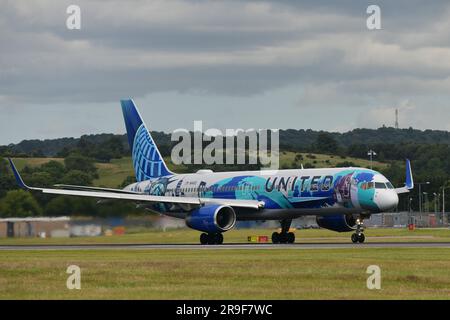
(0, 217, 70, 238)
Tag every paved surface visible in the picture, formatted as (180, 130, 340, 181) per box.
(0, 242, 449, 250)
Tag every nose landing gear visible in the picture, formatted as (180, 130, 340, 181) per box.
(351, 218, 365, 243)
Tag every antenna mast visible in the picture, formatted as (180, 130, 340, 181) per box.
(395, 108, 399, 129)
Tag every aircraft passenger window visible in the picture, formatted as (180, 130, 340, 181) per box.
(375, 182, 387, 189)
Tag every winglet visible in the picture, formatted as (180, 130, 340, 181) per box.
(405, 159, 414, 189)
(8, 158, 29, 189)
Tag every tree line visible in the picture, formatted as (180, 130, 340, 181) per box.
(1, 127, 449, 216)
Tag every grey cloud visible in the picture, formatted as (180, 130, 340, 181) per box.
(1, 0, 450, 144)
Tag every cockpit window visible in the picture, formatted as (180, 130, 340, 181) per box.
(386, 182, 394, 189)
(375, 182, 387, 189)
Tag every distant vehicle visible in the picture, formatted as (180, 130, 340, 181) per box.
(8, 100, 414, 245)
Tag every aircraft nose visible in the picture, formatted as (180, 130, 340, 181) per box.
(377, 190, 399, 211)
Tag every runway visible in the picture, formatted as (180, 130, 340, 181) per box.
(0, 242, 450, 250)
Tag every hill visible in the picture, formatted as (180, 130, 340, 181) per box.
(3, 127, 450, 158)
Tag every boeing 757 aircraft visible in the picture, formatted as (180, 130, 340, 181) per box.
(8, 100, 414, 244)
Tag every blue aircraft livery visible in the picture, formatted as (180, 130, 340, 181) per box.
(8, 99, 414, 245)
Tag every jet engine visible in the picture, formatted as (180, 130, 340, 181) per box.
(316, 214, 357, 232)
(185, 204, 236, 233)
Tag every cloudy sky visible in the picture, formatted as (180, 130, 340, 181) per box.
(1, 0, 450, 144)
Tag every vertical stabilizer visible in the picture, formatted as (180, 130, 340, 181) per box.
(121, 99, 173, 181)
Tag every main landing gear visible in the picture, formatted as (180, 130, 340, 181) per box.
(200, 232, 224, 245)
(351, 218, 365, 243)
(272, 219, 295, 244)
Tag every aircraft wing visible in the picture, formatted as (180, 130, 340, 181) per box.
(53, 184, 142, 194)
(8, 159, 264, 210)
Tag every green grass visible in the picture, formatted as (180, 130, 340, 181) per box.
(93, 157, 134, 187)
(278, 151, 389, 170)
(11, 157, 64, 171)
(1, 229, 449, 299)
(0, 248, 449, 299)
(0, 228, 449, 245)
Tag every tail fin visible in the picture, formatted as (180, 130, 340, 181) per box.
(121, 99, 173, 181)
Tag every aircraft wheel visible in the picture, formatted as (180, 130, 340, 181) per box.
(358, 233, 365, 243)
(215, 233, 224, 245)
(272, 232, 280, 244)
(207, 233, 216, 245)
(279, 233, 288, 244)
(351, 233, 358, 243)
(200, 233, 208, 245)
(287, 232, 295, 244)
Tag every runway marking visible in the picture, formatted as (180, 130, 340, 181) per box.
(0, 242, 450, 250)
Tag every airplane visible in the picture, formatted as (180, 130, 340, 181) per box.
(8, 99, 414, 245)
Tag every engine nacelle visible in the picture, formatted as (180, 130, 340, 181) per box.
(186, 204, 236, 233)
(316, 214, 357, 232)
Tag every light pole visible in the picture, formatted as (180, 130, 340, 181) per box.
(433, 193, 438, 214)
(442, 183, 449, 225)
(417, 182, 430, 213)
(423, 192, 429, 212)
(367, 150, 377, 170)
(444, 186, 446, 215)
(408, 197, 414, 226)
